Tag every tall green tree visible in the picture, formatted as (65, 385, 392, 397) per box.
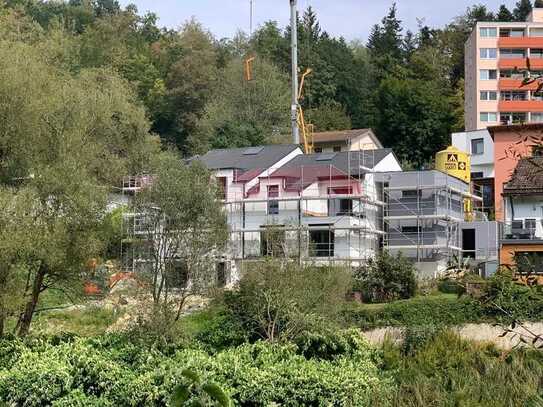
(375, 76, 453, 167)
(0, 38, 156, 336)
(513, 0, 533, 21)
(192, 58, 290, 153)
(497, 5, 515, 21)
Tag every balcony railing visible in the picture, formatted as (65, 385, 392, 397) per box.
(501, 221, 543, 241)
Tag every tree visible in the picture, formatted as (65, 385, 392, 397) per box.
(513, 0, 533, 21)
(0, 40, 156, 336)
(163, 19, 219, 151)
(191, 57, 290, 153)
(305, 101, 352, 131)
(497, 5, 515, 21)
(133, 153, 227, 321)
(224, 260, 351, 342)
(375, 76, 453, 168)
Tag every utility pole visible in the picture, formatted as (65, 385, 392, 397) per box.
(249, 0, 254, 36)
(290, 0, 299, 145)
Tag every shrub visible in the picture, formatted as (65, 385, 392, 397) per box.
(194, 310, 249, 351)
(354, 252, 417, 303)
(401, 324, 444, 356)
(0, 333, 392, 406)
(343, 294, 485, 329)
(480, 269, 543, 323)
(224, 260, 352, 342)
(293, 328, 370, 360)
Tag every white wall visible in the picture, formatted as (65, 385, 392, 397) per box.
(504, 196, 543, 238)
(452, 130, 495, 178)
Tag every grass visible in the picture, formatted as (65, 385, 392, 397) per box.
(31, 306, 121, 337)
(342, 293, 487, 329)
(382, 330, 543, 406)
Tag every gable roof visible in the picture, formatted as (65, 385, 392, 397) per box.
(311, 129, 383, 148)
(195, 144, 301, 171)
(503, 155, 543, 195)
(275, 149, 393, 175)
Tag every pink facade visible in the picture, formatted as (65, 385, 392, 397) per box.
(489, 123, 543, 220)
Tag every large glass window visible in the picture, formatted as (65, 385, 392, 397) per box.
(480, 112, 498, 122)
(501, 90, 528, 100)
(480, 48, 497, 59)
(480, 91, 498, 100)
(531, 112, 543, 122)
(471, 138, 484, 155)
(480, 69, 497, 80)
(531, 48, 543, 58)
(499, 48, 526, 59)
(309, 228, 334, 257)
(500, 69, 525, 79)
(500, 112, 527, 125)
(480, 27, 497, 37)
(500, 28, 525, 37)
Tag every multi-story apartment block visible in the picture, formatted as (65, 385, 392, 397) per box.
(465, 8, 543, 131)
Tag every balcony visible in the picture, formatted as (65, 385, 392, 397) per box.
(498, 57, 543, 70)
(501, 221, 543, 242)
(498, 37, 543, 48)
(498, 100, 543, 112)
(498, 78, 540, 91)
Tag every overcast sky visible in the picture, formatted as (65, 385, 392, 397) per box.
(118, 1, 521, 41)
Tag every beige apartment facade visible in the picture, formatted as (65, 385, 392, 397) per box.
(465, 8, 543, 131)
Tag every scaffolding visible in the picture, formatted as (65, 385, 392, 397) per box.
(223, 146, 385, 274)
(378, 170, 484, 275)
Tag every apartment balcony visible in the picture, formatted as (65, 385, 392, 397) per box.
(498, 58, 543, 70)
(501, 221, 543, 243)
(498, 78, 540, 91)
(498, 36, 543, 48)
(498, 100, 543, 112)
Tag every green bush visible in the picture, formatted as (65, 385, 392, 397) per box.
(480, 269, 543, 323)
(437, 278, 463, 295)
(0, 332, 392, 406)
(401, 324, 444, 356)
(224, 260, 351, 342)
(343, 294, 485, 329)
(354, 252, 417, 303)
(194, 310, 249, 351)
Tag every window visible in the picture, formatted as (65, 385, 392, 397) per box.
(500, 69, 525, 79)
(525, 219, 537, 231)
(501, 90, 528, 101)
(471, 172, 484, 179)
(401, 226, 421, 234)
(512, 220, 523, 230)
(267, 200, 279, 215)
(531, 28, 543, 37)
(532, 92, 543, 101)
(480, 91, 497, 101)
(333, 145, 342, 152)
(480, 27, 497, 37)
(471, 138, 484, 155)
(165, 260, 188, 289)
(314, 147, 323, 153)
(480, 112, 498, 122)
(402, 190, 421, 198)
(500, 112, 527, 125)
(216, 262, 227, 288)
(309, 228, 334, 257)
(531, 48, 543, 58)
(500, 28, 525, 37)
(480, 69, 497, 80)
(499, 48, 526, 59)
(531, 112, 543, 122)
(480, 48, 497, 59)
(267, 185, 279, 198)
(216, 177, 227, 200)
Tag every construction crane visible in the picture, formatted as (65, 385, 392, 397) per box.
(297, 68, 314, 154)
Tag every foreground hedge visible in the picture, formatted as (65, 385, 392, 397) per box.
(0, 331, 392, 406)
(343, 295, 486, 329)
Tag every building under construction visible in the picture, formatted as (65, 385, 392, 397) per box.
(115, 139, 500, 284)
